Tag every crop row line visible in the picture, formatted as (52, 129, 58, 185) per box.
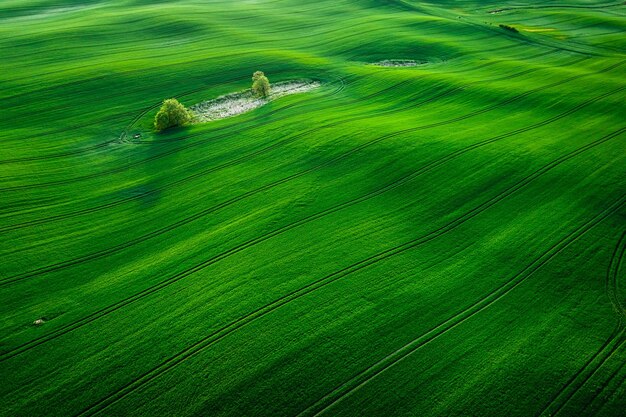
(298, 196, 626, 416)
(73, 133, 626, 416)
(3, 80, 618, 363)
(0, 43, 586, 190)
(0, 53, 615, 199)
(0, 32, 556, 165)
(536, 231, 626, 416)
(0, 7, 496, 89)
(3, 60, 620, 288)
(1, 51, 574, 231)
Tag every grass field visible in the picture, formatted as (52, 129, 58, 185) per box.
(1, 0, 625, 416)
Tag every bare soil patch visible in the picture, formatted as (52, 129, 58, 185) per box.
(369, 59, 427, 67)
(190, 80, 321, 123)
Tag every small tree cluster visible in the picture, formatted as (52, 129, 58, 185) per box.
(252, 71, 271, 98)
(154, 98, 193, 131)
(499, 24, 518, 33)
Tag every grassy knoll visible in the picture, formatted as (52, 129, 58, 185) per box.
(0, 0, 624, 416)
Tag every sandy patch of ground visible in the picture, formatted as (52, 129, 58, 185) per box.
(369, 59, 427, 68)
(190, 80, 321, 123)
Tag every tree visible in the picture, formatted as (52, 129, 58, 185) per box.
(499, 24, 518, 33)
(154, 98, 193, 131)
(252, 70, 271, 98)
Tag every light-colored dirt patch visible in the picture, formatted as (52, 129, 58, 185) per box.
(370, 59, 427, 68)
(190, 80, 321, 123)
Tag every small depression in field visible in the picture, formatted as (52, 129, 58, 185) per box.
(190, 80, 321, 123)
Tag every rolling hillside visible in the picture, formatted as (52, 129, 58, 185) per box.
(0, 0, 625, 416)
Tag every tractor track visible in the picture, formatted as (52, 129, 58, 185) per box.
(1, 9, 494, 88)
(2, 2, 625, 416)
(534, 231, 626, 416)
(1, 53, 584, 232)
(0, 67, 337, 167)
(2, 83, 619, 362)
(297, 198, 625, 417)
(73, 157, 626, 417)
(1, 56, 619, 193)
(580, 357, 626, 415)
(534, 334, 625, 417)
(0, 29, 528, 167)
(2, 62, 621, 288)
(0, 73, 345, 193)
(0, 33, 558, 168)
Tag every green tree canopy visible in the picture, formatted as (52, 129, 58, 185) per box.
(252, 71, 271, 98)
(154, 98, 193, 131)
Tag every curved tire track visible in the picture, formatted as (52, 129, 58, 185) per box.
(2, 85, 618, 362)
(3, 62, 622, 287)
(0, 39, 588, 192)
(535, 232, 626, 417)
(0, 58, 551, 232)
(298, 198, 626, 417)
(65, 126, 626, 416)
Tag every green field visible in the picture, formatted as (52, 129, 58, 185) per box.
(1, 0, 625, 416)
